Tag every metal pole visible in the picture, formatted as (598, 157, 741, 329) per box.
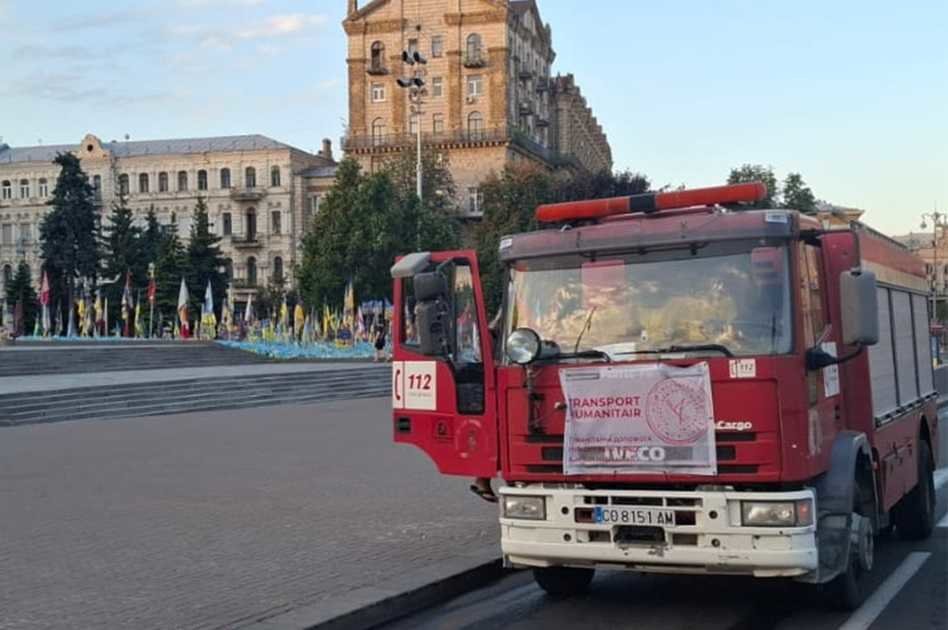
(416, 110, 423, 203)
(933, 213, 939, 324)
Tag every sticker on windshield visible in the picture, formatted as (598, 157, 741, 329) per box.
(499, 237, 513, 250)
(765, 211, 789, 224)
(728, 359, 756, 379)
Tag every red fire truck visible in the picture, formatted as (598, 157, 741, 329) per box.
(389, 183, 939, 609)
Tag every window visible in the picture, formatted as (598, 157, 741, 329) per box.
(38, 178, 48, 197)
(271, 210, 281, 234)
(408, 115, 419, 135)
(19, 223, 31, 243)
(371, 118, 386, 146)
(466, 33, 482, 60)
(467, 74, 483, 97)
(118, 174, 129, 196)
(1, 224, 12, 245)
(93, 175, 102, 199)
(245, 167, 256, 188)
(431, 76, 443, 97)
(224, 258, 233, 281)
(798, 244, 826, 349)
(222, 212, 232, 236)
(139, 173, 149, 194)
(1, 181, 9, 200)
(246, 256, 257, 286)
(431, 35, 443, 58)
(270, 166, 280, 187)
(467, 111, 484, 138)
(467, 186, 483, 214)
(245, 207, 257, 240)
(158, 172, 168, 192)
(371, 83, 385, 102)
(370, 41, 385, 71)
(273, 256, 283, 283)
(197, 170, 208, 191)
(19, 179, 29, 198)
(432, 113, 445, 134)
(304, 194, 320, 229)
(220, 168, 231, 189)
(177, 171, 188, 192)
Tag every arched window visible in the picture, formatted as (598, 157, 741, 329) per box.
(222, 212, 232, 236)
(19, 179, 30, 198)
(245, 166, 256, 188)
(371, 118, 385, 146)
(177, 170, 188, 191)
(118, 174, 129, 196)
(197, 170, 208, 191)
(245, 207, 257, 241)
(138, 173, 149, 193)
(272, 256, 283, 283)
(220, 167, 231, 189)
(2, 180, 12, 200)
(2, 264, 11, 286)
(271, 210, 281, 234)
(38, 178, 48, 197)
(270, 166, 280, 187)
(246, 256, 257, 286)
(370, 41, 385, 71)
(158, 172, 168, 192)
(466, 33, 482, 60)
(467, 111, 484, 138)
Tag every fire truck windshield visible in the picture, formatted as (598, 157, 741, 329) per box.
(504, 240, 792, 360)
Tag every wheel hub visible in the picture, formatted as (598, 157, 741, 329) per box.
(850, 514, 873, 572)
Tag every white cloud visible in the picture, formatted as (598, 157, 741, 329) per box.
(177, 0, 265, 6)
(235, 13, 327, 40)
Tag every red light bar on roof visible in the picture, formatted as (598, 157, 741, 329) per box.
(535, 182, 768, 223)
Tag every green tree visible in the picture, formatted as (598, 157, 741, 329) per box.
(781, 173, 817, 214)
(186, 197, 227, 318)
(99, 193, 144, 324)
(153, 224, 189, 328)
(140, 205, 163, 267)
(727, 164, 779, 208)
(5, 261, 38, 335)
(297, 156, 460, 310)
(40, 153, 100, 330)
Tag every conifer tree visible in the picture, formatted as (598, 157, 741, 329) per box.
(99, 193, 144, 323)
(186, 197, 227, 318)
(153, 224, 189, 328)
(5, 261, 38, 335)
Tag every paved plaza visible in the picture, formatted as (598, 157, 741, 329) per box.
(0, 397, 498, 630)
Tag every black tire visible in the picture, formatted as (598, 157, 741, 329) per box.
(824, 471, 876, 611)
(533, 567, 595, 598)
(893, 440, 936, 541)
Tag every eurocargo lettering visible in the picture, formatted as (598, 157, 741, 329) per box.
(388, 182, 939, 609)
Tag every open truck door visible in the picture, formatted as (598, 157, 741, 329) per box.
(390, 250, 498, 477)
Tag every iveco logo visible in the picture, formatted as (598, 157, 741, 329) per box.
(715, 420, 753, 431)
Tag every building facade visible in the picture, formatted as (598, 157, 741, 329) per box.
(0, 134, 337, 300)
(342, 0, 612, 217)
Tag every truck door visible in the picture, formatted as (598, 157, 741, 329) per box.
(800, 241, 840, 461)
(390, 250, 498, 477)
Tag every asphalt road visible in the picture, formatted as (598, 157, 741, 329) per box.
(0, 397, 498, 630)
(385, 424, 948, 630)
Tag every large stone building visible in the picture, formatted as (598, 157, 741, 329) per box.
(0, 133, 337, 299)
(342, 0, 612, 217)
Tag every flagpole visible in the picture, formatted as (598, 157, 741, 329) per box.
(148, 263, 155, 339)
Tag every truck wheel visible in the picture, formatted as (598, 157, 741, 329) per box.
(893, 440, 936, 541)
(533, 567, 595, 598)
(825, 474, 875, 611)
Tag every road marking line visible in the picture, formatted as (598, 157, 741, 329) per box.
(837, 552, 931, 630)
(935, 468, 948, 490)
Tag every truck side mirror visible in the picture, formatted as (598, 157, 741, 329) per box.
(414, 271, 448, 302)
(413, 270, 453, 356)
(840, 269, 879, 346)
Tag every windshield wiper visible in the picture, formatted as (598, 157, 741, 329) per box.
(613, 343, 734, 358)
(536, 348, 611, 364)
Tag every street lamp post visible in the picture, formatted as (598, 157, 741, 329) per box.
(920, 210, 947, 324)
(398, 47, 427, 250)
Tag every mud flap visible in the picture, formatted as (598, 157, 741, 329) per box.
(801, 431, 876, 584)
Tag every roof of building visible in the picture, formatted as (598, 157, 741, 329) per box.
(298, 164, 338, 178)
(0, 134, 304, 164)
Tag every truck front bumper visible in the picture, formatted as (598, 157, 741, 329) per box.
(500, 485, 817, 578)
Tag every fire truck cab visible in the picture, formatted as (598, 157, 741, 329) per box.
(389, 183, 939, 609)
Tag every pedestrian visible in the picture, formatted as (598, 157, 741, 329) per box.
(373, 315, 387, 362)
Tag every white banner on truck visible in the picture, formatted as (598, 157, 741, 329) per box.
(560, 363, 717, 476)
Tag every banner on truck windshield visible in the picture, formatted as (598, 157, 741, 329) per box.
(560, 363, 717, 476)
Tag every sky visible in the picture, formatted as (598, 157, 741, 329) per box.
(0, 0, 945, 236)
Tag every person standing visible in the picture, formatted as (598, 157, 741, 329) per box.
(373, 315, 387, 362)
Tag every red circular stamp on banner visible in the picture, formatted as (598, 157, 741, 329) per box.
(645, 379, 709, 445)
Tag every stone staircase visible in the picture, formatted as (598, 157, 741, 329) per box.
(0, 365, 391, 427)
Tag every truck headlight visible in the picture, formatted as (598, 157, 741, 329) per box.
(741, 499, 813, 527)
(503, 495, 546, 520)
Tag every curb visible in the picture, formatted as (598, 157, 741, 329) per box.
(248, 559, 507, 630)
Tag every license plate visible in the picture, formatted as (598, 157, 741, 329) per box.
(593, 506, 676, 526)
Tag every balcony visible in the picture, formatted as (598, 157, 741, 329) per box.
(230, 187, 266, 201)
(231, 236, 262, 249)
(535, 78, 549, 92)
(462, 50, 487, 68)
(535, 116, 549, 128)
(519, 65, 535, 81)
(519, 101, 534, 116)
(366, 62, 388, 76)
